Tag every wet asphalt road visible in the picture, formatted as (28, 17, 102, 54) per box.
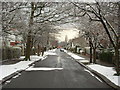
(2, 49, 113, 88)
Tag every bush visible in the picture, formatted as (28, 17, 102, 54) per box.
(99, 50, 113, 63)
(1, 46, 21, 60)
(12, 47, 21, 58)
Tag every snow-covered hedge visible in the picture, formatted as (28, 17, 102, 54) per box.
(1, 46, 21, 60)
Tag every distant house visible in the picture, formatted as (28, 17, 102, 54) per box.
(7, 34, 22, 47)
(66, 37, 88, 53)
(70, 36, 88, 48)
(2, 28, 25, 55)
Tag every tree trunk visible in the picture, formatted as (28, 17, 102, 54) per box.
(100, 17, 119, 75)
(89, 41, 93, 63)
(114, 2, 120, 75)
(25, 34, 31, 61)
(114, 38, 120, 75)
(24, 2, 35, 61)
(37, 44, 41, 56)
(90, 46, 93, 63)
(93, 48, 96, 64)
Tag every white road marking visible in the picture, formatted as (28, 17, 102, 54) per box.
(26, 67, 63, 71)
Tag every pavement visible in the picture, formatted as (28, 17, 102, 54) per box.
(1, 49, 115, 89)
(76, 53, 114, 67)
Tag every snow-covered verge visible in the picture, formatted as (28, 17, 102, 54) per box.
(20, 55, 46, 61)
(0, 49, 57, 81)
(0, 55, 45, 81)
(0, 61, 34, 80)
(65, 50, 89, 63)
(87, 64, 120, 86)
(67, 52, 85, 60)
(80, 60, 89, 64)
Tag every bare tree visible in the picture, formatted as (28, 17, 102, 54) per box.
(72, 1, 120, 75)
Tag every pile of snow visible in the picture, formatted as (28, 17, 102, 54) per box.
(87, 64, 120, 86)
(67, 52, 85, 60)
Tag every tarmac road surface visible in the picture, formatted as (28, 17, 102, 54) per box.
(2, 49, 113, 89)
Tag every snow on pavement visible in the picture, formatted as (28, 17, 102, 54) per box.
(44, 49, 57, 56)
(67, 52, 85, 60)
(87, 64, 120, 86)
(0, 61, 34, 80)
(80, 60, 89, 63)
(0, 49, 57, 81)
(67, 50, 120, 87)
(20, 55, 47, 61)
(0, 55, 44, 81)
(64, 49, 89, 63)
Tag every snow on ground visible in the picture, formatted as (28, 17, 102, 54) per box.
(0, 55, 46, 81)
(80, 60, 89, 64)
(20, 54, 46, 61)
(0, 49, 57, 81)
(44, 49, 57, 56)
(65, 50, 89, 63)
(87, 64, 120, 86)
(26, 67, 63, 71)
(20, 55, 47, 61)
(0, 61, 34, 80)
(67, 52, 85, 60)
(67, 51, 120, 86)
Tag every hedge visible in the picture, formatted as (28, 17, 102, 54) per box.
(1, 46, 21, 60)
(99, 51, 113, 63)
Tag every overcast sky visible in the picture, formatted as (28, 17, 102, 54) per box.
(56, 29, 79, 42)
(54, 24, 79, 42)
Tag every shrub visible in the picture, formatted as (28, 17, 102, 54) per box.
(12, 47, 21, 58)
(99, 50, 113, 63)
(1, 46, 21, 60)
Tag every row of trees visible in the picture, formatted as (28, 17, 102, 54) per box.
(71, 2, 120, 75)
(2, 2, 70, 60)
(2, 1, 120, 75)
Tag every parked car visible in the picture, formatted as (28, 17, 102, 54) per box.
(60, 48, 64, 52)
